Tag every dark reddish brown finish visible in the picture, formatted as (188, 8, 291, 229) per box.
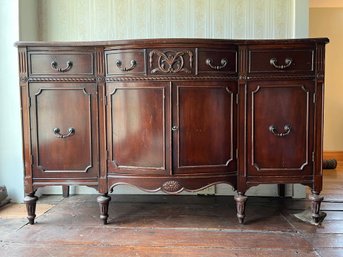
(173, 81, 236, 175)
(106, 82, 170, 175)
(147, 48, 195, 75)
(29, 83, 99, 179)
(198, 48, 237, 75)
(29, 51, 94, 76)
(247, 81, 314, 176)
(16, 38, 329, 225)
(105, 49, 146, 76)
(248, 48, 314, 74)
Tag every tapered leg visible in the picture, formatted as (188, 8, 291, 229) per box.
(234, 193, 248, 224)
(309, 191, 324, 223)
(97, 194, 111, 225)
(24, 193, 38, 225)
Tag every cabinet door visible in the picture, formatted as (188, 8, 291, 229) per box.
(173, 81, 237, 175)
(247, 81, 314, 177)
(107, 82, 170, 175)
(29, 83, 99, 179)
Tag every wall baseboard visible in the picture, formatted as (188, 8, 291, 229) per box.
(324, 151, 343, 162)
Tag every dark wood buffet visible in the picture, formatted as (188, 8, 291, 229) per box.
(16, 38, 329, 225)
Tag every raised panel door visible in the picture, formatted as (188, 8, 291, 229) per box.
(246, 80, 315, 177)
(29, 83, 99, 179)
(173, 81, 237, 175)
(107, 82, 170, 175)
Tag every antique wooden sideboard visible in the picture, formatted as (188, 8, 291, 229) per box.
(16, 38, 329, 225)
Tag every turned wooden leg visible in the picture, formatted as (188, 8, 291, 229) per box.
(309, 191, 324, 223)
(24, 193, 38, 225)
(234, 193, 248, 224)
(97, 194, 111, 225)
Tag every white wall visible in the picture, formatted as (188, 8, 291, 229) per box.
(0, 0, 39, 203)
(1, 0, 309, 202)
(0, 0, 23, 202)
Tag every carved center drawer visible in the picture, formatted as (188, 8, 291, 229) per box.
(29, 51, 95, 76)
(198, 49, 237, 75)
(147, 48, 195, 76)
(248, 48, 314, 74)
(105, 49, 146, 76)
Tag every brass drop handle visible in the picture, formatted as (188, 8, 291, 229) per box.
(171, 126, 178, 131)
(53, 127, 75, 138)
(269, 58, 293, 69)
(51, 61, 73, 72)
(116, 59, 137, 72)
(205, 58, 228, 70)
(269, 125, 291, 137)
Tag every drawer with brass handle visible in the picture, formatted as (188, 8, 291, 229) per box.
(198, 49, 237, 75)
(105, 49, 145, 76)
(29, 51, 94, 76)
(248, 48, 314, 74)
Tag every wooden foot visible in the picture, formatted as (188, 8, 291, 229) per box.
(278, 184, 285, 198)
(62, 185, 70, 198)
(234, 193, 247, 224)
(309, 191, 324, 223)
(97, 194, 111, 225)
(24, 193, 38, 225)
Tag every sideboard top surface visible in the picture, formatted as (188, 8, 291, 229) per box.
(15, 38, 329, 48)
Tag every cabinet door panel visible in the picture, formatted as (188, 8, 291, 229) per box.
(247, 81, 314, 176)
(30, 83, 99, 179)
(107, 82, 170, 174)
(173, 81, 236, 174)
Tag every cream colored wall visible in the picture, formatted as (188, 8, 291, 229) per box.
(310, 0, 343, 8)
(19, 0, 38, 40)
(37, 0, 297, 40)
(310, 8, 343, 151)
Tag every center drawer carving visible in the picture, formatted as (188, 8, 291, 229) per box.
(148, 48, 195, 75)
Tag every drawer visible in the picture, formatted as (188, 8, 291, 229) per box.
(248, 48, 314, 73)
(106, 50, 145, 76)
(29, 52, 94, 76)
(147, 48, 195, 76)
(198, 49, 237, 74)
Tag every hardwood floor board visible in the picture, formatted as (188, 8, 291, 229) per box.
(108, 205, 294, 232)
(315, 248, 343, 257)
(285, 217, 343, 234)
(320, 202, 343, 211)
(3, 225, 314, 252)
(322, 194, 343, 202)
(315, 211, 343, 221)
(0, 218, 27, 240)
(31, 195, 296, 232)
(303, 233, 343, 248)
(281, 198, 311, 210)
(0, 242, 319, 257)
(282, 198, 343, 211)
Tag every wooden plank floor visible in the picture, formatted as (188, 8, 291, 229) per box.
(1, 164, 343, 257)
